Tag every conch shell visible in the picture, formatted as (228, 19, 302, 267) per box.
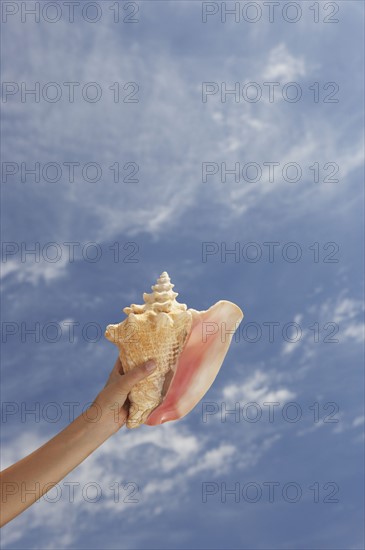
(105, 272, 243, 428)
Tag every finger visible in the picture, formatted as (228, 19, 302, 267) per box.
(112, 357, 124, 376)
(116, 360, 156, 396)
(104, 357, 124, 388)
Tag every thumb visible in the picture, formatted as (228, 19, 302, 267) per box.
(116, 360, 156, 398)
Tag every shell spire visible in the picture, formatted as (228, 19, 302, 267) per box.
(123, 272, 187, 315)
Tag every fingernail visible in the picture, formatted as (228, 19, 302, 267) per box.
(145, 360, 156, 372)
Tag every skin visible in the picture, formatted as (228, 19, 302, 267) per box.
(0, 358, 156, 527)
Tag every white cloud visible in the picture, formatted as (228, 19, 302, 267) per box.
(2, 26, 363, 247)
(186, 444, 236, 477)
(0, 257, 68, 286)
(332, 298, 364, 324)
(352, 415, 365, 428)
(222, 369, 296, 404)
(322, 296, 364, 344)
(262, 43, 308, 81)
(341, 323, 365, 343)
(281, 293, 365, 357)
(281, 341, 297, 356)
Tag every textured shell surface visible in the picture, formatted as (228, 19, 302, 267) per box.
(105, 272, 196, 428)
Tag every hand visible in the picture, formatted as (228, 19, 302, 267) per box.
(91, 357, 156, 433)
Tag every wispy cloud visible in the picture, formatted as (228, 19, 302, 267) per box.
(1, 257, 68, 286)
(282, 292, 365, 357)
(262, 43, 308, 81)
(2, 19, 363, 245)
(222, 369, 296, 404)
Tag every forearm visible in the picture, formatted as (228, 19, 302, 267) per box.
(0, 358, 154, 527)
(0, 408, 114, 527)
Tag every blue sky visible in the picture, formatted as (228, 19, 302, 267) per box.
(1, 1, 364, 548)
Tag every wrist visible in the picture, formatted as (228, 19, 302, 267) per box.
(78, 404, 118, 444)
(85, 397, 126, 437)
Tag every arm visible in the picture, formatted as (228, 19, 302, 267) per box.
(0, 358, 156, 527)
